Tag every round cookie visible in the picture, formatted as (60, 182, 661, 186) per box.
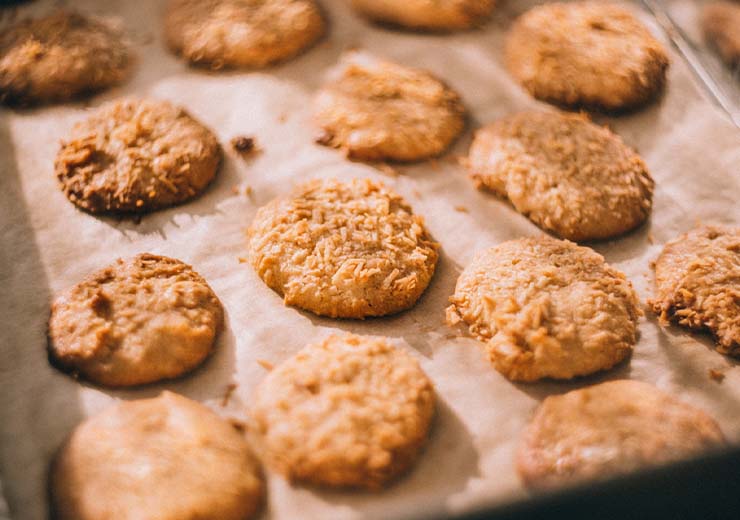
(446, 236, 640, 382)
(350, 0, 496, 31)
(55, 97, 221, 214)
(247, 177, 439, 318)
(164, 0, 325, 69)
(505, 1, 669, 111)
(467, 111, 654, 242)
(314, 51, 466, 162)
(48, 254, 224, 387)
(650, 225, 740, 356)
(517, 380, 726, 490)
(702, 1, 740, 67)
(251, 334, 436, 489)
(50, 392, 264, 520)
(0, 10, 131, 106)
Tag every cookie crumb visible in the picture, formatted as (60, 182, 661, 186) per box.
(709, 368, 726, 383)
(221, 383, 238, 407)
(257, 359, 274, 371)
(238, 257, 248, 264)
(228, 418, 247, 433)
(648, 232, 655, 244)
(375, 163, 399, 177)
(454, 205, 469, 213)
(231, 135, 258, 155)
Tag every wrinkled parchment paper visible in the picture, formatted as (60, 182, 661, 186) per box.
(1, 1, 739, 519)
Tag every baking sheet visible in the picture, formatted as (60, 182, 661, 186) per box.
(1, 1, 739, 519)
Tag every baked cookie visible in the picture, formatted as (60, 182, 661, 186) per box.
(50, 392, 264, 520)
(517, 380, 725, 490)
(702, 1, 740, 67)
(446, 236, 640, 382)
(350, 0, 496, 31)
(48, 254, 224, 387)
(650, 225, 740, 356)
(55, 97, 221, 214)
(467, 111, 654, 242)
(164, 0, 325, 69)
(0, 10, 131, 106)
(247, 177, 439, 318)
(251, 334, 435, 489)
(505, 2, 669, 111)
(314, 51, 466, 162)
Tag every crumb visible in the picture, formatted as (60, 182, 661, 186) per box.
(709, 369, 726, 383)
(231, 185, 240, 195)
(412, 189, 422, 199)
(230, 135, 258, 155)
(244, 185, 253, 196)
(237, 257, 248, 264)
(221, 383, 238, 407)
(229, 418, 246, 433)
(278, 113, 288, 123)
(314, 129, 333, 146)
(444, 333, 458, 340)
(648, 232, 655, 244)
(454, 205, 469, 213)
(257, 359, 274, 371)
(375, 163, 399, 177)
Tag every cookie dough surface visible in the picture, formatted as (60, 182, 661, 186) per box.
(48, 254, 224, 387)
(447, 236, 640, 381)
(505, 1, 669, 111)
(517, 380, 726, 490)
(314, 51, 466, 161)
(702, 1, 740, 66)
(350, 0, 496, 31)
(247, 177, 439, 318)
(164, 0, 325, 69)
(467, 111, 654, 241)
(55, 97, 221, 214)
(0, 10, 131, 106)
(651, 225, 740, 356)
(251, 334, 436, 489)
(50, 392, 264, 520)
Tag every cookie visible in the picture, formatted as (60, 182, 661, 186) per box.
(650, 225, 740, 356)
(164, 0, 325, 69)
(0, 10, 131, 106)
(517, 380, 725, 490)
(505, 2, 669, 111)
(467, 111, 654, 242)
(446, 236, 640, 382)
(55, 97, 222, 214)
(48, 254, 224, 387)
(349, 0, 496, 31)
(247, 177, 439, 318)
(251, 334, 435, 489)
(314, 51, 466, 162)
(702, 1, 740, 67)
(50, 392, 264, 520)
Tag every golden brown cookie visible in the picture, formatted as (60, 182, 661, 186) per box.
(349, 0, 496, 31)
(467, 111, 654, 242)
(164, 0, 325, 69)
(314, 51, 466, 161)
(702, 1, 740, 67)
(48, 254, 224, 387)
(446, 236, 640, 382)
(50, 392, 264, 520)
(517, 380, 726, 490)
(251, 334, 435, 489)
(650, 225, 740, 356)
(55, 97, 221, 215)
(247, 177, 439, 318)
(505, 2, 669, 111)
(0, 10, 131, 106)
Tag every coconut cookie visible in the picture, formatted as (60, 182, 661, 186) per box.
(247, 178, 439, 318)
(48, 254, 223, 387)
(650, 225, 740, 356)
(447, 237, 640, 382)
(350, 0, 496, 31)
(505, 2, 669, 111)
(50, 392, 264, 520)
(467, 111, 654, 242)
(164, 0, 325, 69)
(517, 380, 725, 490)
(702, 1, 740, 67)
(0, 10, 131, 106)
(314, 51, 466, 162)
(55, 97, 221, 214)
(251, 334, 435, 489)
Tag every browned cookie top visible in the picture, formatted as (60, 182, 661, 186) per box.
(702, 1, 740, 66)
(350, 0, 496, 31)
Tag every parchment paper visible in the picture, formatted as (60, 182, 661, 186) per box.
(1, 1, 739, 519)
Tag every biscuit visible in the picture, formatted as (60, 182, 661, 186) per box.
(702, 1, 740, 67)
(505, 2, 669, 111)
(467, 111, 654, 242)
(48, 254, 224, 387)
(446, 236, 640, 382)
(314, 51, 466, 162)
(247, 177, 439, 318)
(251, 334, 435, 489)
(0, 11, 131, 106)
(517, 380, 725, 490)
(55, 97, 221, 214)
(164, 0, 325, 69)
(50, 392, 264, 520)
(650, 225, 740, 356)
(349, 0, 496, 31)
